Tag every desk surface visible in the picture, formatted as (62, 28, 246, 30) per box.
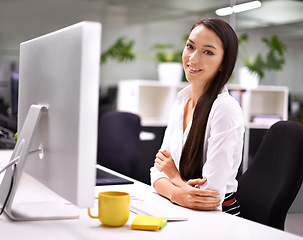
(0, 150, 302, 240)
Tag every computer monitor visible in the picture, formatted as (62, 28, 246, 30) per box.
(0, 21, 101, 220)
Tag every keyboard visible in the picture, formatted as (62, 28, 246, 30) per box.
(130, 196, 188, 221)
(96, 168, 133, 185)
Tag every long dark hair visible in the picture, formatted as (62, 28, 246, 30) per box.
(179, 18, 238, 181)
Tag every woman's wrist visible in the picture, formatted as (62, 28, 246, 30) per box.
(171, 176, 186, 187)
(154, 178, 179, 204)
(167, 184, 180, 204)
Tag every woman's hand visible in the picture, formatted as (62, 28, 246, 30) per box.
(154, 149, 186, 186)
(154, 149, 177, 177)
(170, 178, 221, 211)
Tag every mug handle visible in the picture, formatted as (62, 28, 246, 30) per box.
(87, 197, 99, 219)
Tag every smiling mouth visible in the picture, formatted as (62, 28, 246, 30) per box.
(188, 65, 202, 72)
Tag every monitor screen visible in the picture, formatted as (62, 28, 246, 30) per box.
(0, 21, 101, 220)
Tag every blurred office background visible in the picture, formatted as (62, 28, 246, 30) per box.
(1, 0, 303, 151)
(0, 0, 303, 101)
(1, 0, 303, 236)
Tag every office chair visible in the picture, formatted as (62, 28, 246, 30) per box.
(236, 120, 303, 230)
(97, 110, 141, 178)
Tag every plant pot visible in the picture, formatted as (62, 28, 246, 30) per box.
(157, 62, 183, 85)
(238, 67, 259, 88)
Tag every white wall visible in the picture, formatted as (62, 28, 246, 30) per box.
(276, 40, 303, 94)
(99, 9, 197, 88)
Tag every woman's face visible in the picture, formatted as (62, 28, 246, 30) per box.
(182, 25, 224, 87)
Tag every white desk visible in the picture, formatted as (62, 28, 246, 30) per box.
(0, 150, 302, 240)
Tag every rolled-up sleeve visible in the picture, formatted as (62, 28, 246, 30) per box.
(150, 86, 190, 188)
(150, 104, 176, 187)
(200, 94, 245, 209)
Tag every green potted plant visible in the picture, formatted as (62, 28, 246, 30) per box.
(101, 37, 136, 64)
(150, 43, 183, 63)
(150, 43, 183, 84)
(238, 33, 287, 87)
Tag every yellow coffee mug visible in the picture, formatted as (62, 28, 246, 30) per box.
(88, 191, 130, 227)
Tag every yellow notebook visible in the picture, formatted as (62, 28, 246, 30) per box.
(131, 214, 165, 231)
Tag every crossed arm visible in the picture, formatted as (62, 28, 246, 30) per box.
(153, 149, 221, 211)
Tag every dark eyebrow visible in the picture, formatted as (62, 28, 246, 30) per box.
(204, 44, 217, 50)
(187, 38, 217, 50)
(188, 38, 195, 44)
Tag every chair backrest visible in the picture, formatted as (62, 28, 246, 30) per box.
(236, 120, 303, 230)
(97, 110, 141, 178)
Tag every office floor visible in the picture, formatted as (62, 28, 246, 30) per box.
(285, 213, 303, 237)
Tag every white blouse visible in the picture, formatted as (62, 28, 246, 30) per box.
(150, 85, 245, 210)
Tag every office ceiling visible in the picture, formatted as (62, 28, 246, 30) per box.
(105, 0, 303, 27)
(0, 0, 303, 55)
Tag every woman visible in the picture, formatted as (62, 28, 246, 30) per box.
(150, 18, 244, 215)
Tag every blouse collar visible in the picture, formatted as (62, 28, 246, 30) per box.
(177, 84, 228, 102)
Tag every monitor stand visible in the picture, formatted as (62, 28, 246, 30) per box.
(9, 172, 79, 221)
(0, 105, 78, 221)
